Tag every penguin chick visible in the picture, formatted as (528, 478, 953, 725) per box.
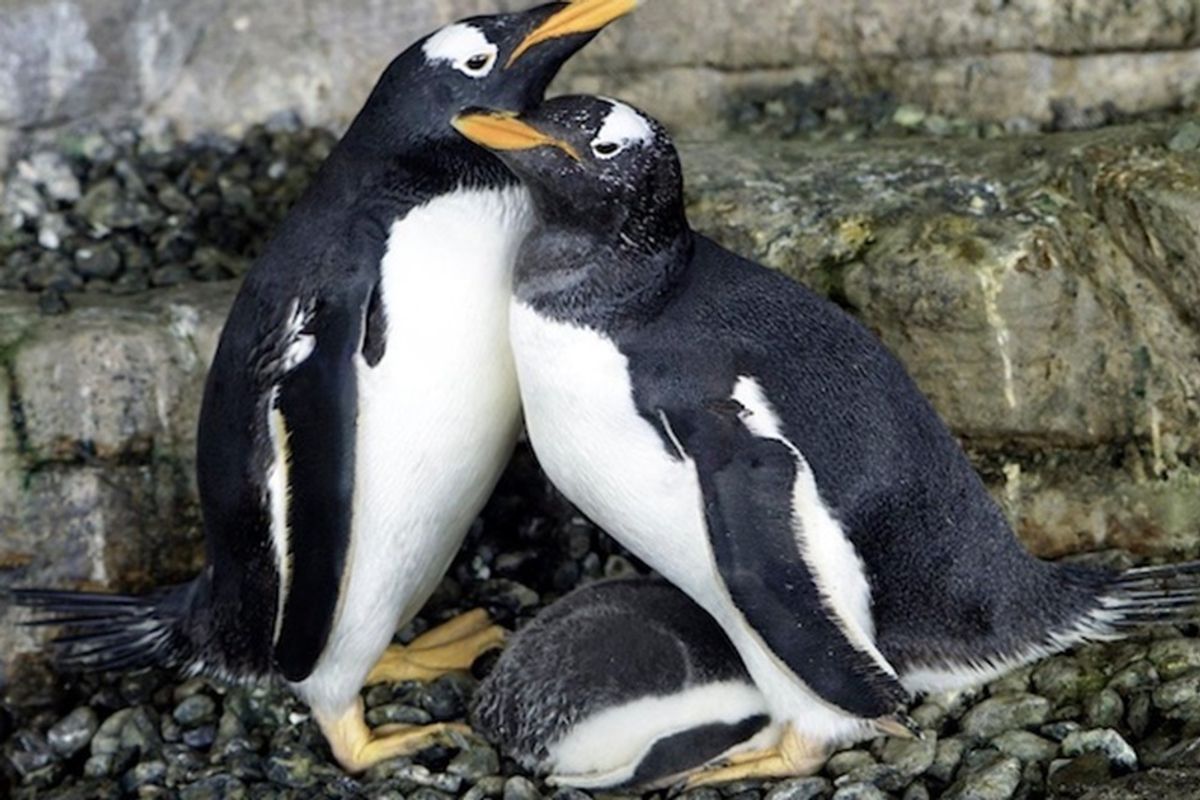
(453, 96, 1200, 783)
(13, 1, 635, 774)
(472, 576, 787, 790)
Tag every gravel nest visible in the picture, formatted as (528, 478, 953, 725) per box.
(0, 114, 334, 312)
(4, 447, 1200, 799)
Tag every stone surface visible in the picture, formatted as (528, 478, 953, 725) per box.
(1, 0, 1200, 163)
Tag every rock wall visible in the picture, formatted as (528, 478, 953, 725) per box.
(3, 0, 1200, 164)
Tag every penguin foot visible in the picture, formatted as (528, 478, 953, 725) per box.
(366, 609, 507, 684)
(316, 698, 470, 773)
(681, 726, 826, 788)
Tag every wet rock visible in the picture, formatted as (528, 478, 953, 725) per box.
(991, 730, 1058, 765)
(941, 755, 1021, 800)
(927, 736, 967, 783)
(826, 750, 876, 778)
(173, 694, 217, 727)
(1147, 639, 1200, 681)
(831, 783, 889, 800)
(1060, 729, 1137, 772)
(1151, 671, 1200, 709)
(1082, 690, 1123, 729)
(961, 694, 1051, 739)
(764, 776, 832, 800)
(179, 774, 249, 800)
(503, 775, 541, 800)
(880, 734, 937, 777)
(47, 707, 100, 757)
(447, 740, 499, 781)
(1046, 752, 1113, 796)
(264, 745, 318, 789)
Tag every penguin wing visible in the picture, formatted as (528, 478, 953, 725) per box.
(264, 275, 383, 682)
(658, 404, 909, 719)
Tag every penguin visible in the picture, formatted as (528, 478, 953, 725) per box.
(472, 576, 780, 790)
(13, 1, 636, 774)
(452, 95, 1200, 783)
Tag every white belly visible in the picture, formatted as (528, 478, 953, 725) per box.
(510, 302, 874, 744)
(295, 187, 529, 712)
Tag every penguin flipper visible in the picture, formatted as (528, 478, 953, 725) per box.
(267, 279, 381, 682)
(659, 405, 909, 720)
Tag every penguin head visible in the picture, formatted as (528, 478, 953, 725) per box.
(452, 95, 687, 253)
(359, 2, 635, 147)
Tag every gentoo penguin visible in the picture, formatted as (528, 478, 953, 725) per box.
(453, 96, 1200, 783)
(13, 2, 635, 773)
(473, 577, 780, 790)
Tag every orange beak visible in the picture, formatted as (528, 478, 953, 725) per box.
(452, 111, 581, 160)
(507, 0, 638, 66)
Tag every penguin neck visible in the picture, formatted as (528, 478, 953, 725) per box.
(513, 221, 694, 333)
(296, 114, 515, 224)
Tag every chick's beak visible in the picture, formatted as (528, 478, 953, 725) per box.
(507, 0, 637, 66)
(452, 112, 580, 160)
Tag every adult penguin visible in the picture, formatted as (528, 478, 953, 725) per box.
(15, 1, 636, 773)
(454, 95, 1200, 782)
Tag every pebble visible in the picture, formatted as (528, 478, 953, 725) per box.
(990, 731, 1058, 764)
(174, 694, 218, 727)
(826, 749, 876, 777)
(503, 775, 541, 800)
(1083, 688, 1123, 729)
(1060, 728, 1138, 771)
(960, 694, 1050, 739)
(880, 734, 937, 776)
(447, 740, 500, 781)
(463, 775, 507, 800)
(1148, 639, 1200, 680)
(831, 783, 889, 800)
(941, 755, 1021, 800)
(1031, 657, 1084, 703)
(892, 105, 927, 128)
(47, 706, 100, 757)
(179, 775, 249, 800)
(1106, 660, 1158, 695)
(926, 736, 967, 783)
(764, 776, 832, 800)
(1151, 670, 1200, 709)
(1167, 120, 1200, 152)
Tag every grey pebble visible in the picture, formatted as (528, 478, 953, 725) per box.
(365, 702, 432, 727)
(837, 763, 909, 792)
(463, 775, 507, 800)
(1083, 688, 1123, 729)
(830, 782, 888, 800)
(941, 755, 1021, 800)
(179, 775, 249, 800)
(1151, 670, 1200, 709)
(1030, 658, 1083, 703)
(1060, 728, 1137, 771)
(1168, 121, 1200, 152)
(47, 706, 99, 757)
(410, 788, 457, 800)
(1148, 639, 1200, 680)
(265, 746, 318, 789)
(926, 736, 967, 783)
(447, 740, 500, 781)
(764, 776, 831, 800)
(1106, 659, 1158, 695)
(825, 749, 876, 777)
(121, 759, 167, 791)
(990, 731, 1058, 764)
(960, 694, 1050, 739)
(880, 733, 937, 776)
(174, 694, 218, 727)
(504, 776, 542, 800)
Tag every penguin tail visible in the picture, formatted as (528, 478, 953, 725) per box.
(1091, 560, 1200, 631)
(12, 579, 204, 674)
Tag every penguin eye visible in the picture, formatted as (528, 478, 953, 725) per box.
(592, 140, 623, 159)
(458, 51, 496, 77)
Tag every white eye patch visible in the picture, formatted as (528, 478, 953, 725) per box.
(422, 23, 498, 78)
(590, 98, 654, 159)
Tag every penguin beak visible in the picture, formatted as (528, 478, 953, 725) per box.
(452, 112, 580, 161)
(507, 0, 637, 67)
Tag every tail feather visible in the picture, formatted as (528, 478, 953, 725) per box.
(12, 583, 199, 674)
(1092, 559, 1200, 633)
